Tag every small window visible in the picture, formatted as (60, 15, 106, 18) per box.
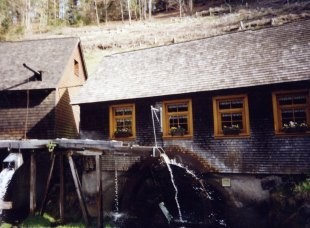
(213, 94, 250, 137)
(109, 104, 136, 139)
(272, 90, 309, 134)
(74, 59, 79, 76)
(162, 99, 193, 137)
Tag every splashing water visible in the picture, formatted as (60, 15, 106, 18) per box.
(0, 168, 15, 214)
(114, 160, 119, 215)
(168, 158, 213, 200)
(160, 153, 184, 223)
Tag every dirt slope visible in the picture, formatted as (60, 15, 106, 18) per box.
(24, 0, 310, 73)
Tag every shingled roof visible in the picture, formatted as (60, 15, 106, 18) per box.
(0, 37, 81, 90)
(72, 20, 310, 104)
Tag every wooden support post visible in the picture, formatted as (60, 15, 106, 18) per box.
(59, 153, 64, 223)
(67, 153, 89, 225)
(40, 153, 56, 215)
(30, 150, 36, 214)
(96, 155, 102, 228)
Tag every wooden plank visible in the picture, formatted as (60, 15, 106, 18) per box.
(39, 153, 56, 215)
(0, 201, 12, 209)
(96, 155, 102, 228)
(56, 139, 122, 150)
(67, 153, 89, 225)
(59, 154, 64, 223)
(30, 151, 36, 214)
(0, 139, 154, 156)
(0, 140, 50, 149)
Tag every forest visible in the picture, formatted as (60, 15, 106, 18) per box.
(0, 0, 197, 39)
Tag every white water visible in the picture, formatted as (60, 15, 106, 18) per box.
(160, 153, 184, 223)
(0, 168, 15, 214)
(114, 161, 119, 215)
(168, 158, 213, 200)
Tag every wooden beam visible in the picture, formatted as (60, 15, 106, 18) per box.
(40, 153, 56, 216)
(56, 139, 122, 150)
(67, 153, 89, 225)
(0, 201, 12, 210)
(30, 150, 36, 214)
(96, 155, 102, 227)
(0, 140, 50, 149)
(59, 154, 64, 223)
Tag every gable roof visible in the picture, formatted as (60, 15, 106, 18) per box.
(72, 20, 310, 105)
(0, 37, 82, 91)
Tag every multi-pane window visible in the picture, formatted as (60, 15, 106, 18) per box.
(109, 104, 136, 138)
(272, 90, 309, 134)
(163, 99, 193, 137)
(213, 95, 250, 137)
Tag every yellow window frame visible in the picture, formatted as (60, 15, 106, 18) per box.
(272, 90, 310, 135)
(162, 99, 193, 138)
(109, 103, 136, 139)
(213, 94, 250, 138)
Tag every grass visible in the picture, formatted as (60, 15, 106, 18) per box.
(0, 213, 85, 228)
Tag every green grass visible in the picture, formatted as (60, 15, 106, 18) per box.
(0, 223, 13, 228)
(19, 214, 52, 227)
(3, 213, 85, 228)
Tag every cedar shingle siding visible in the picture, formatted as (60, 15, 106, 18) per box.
(0, 38, 87, 139)
(0, 90, 56, 139)
(76, 20, 310, 174)
(80, 82, 310, 174)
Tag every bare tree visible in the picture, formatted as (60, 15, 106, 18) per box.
(119, 0, 124, 23)
(138, 0, 142, 20)
(188, 0, 193, 15)
(148, 0, 152, 20)
(127, 0, 131, 24)
(94, 0, 100, 25)
(25, 0, 31, 30)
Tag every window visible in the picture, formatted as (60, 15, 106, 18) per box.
(272, 90, 309, 134)
(74, 59, 79, 76)
(213, 94, 250, 137)
(109, 104, 136, 139)
(162, 99, 193, 137)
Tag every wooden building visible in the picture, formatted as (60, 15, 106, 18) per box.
(0, 38, 88, 139)
(72, 20, 310, 175)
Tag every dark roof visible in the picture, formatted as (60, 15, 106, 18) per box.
(0, 37, 81, 90)
(72, 20, 310, 104)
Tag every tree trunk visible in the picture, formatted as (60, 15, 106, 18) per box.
(127, 0, 131, 24)
(189, 0, 193, 15)
(120, 0, 124, 23)
(138, 0, 142, 20)
(143, 0, 147, 20)
(94, 0, 100, 26)
(26, 0, 31, 31)
(148, 0, 151, 20)
(179, 0, 182, 17)
(53, 0, 57, 23)
(104, 0, 108, 25)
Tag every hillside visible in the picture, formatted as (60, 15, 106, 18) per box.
(23, 0, 310, 73)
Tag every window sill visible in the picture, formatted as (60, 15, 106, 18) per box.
(214, 133, 250, 139)
(275, 131, 310, 136)
(110, 137, 136, 141)
(163, 135, 193, 140)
